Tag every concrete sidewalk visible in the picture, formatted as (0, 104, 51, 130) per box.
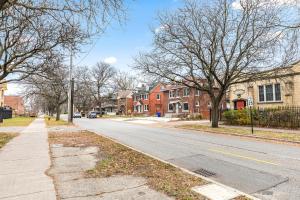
(0, 118, 56, 200)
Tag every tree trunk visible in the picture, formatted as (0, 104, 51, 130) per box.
(56, 105, 61, 121)
(98, 101, 102, 117)
(211, 100, 220, 128)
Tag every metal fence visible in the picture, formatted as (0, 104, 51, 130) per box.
(255, 106, 300, 129)
(222, 106, 300, 129)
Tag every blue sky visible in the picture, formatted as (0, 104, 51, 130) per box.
(73, 0, 183, 72)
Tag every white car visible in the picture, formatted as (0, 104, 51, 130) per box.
(73, 112, 82, 118)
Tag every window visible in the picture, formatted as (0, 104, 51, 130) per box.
(183, 88, 189, 96)
(156, 94, 160, 100)
(259, 86, 264, 102)
(258, 83, 281, 102)
(168, 103, 174, 111)
(169, 90, 175, 98)
(195, 89, 200, 96)
(144, 94, 148, 100)
(195, 101, 200, 107)
(183, 103, 189, 111)
(144, 104, 149, 111)
(275, 83, 281, 101)
(265, 84, 273, 101)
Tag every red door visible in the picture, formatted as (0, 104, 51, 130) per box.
(236, 100, 246, 110)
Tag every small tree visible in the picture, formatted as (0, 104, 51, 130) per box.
(134, 0, 299, 127)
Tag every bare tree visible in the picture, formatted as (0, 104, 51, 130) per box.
(134, 0, 299, 127)
(113, 70, 136, 90)
(0, 0, 126, 83)
(73, 66, 94, 114)
(90, 62, 116, 116)
(25, 58, 68, 121)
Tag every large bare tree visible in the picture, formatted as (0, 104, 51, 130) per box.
(134, 0, 299, 127)
(25, 57, 68, 121)
(0, 0, 126, 83)
(90, 62, 116, 116)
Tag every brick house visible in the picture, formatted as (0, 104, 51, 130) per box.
(149, 83, 166, 116)
(116, 90, 133, 115)
(160, 83, 211, 119)
(132, 84, 150, 115)
(4, 95, 25, 115)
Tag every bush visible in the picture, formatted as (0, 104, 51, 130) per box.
(223, 109, 250, 125)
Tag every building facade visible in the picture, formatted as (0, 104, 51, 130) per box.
(132, 84, 150, 115)
(4, 95, 25, 115)
(228, 61, 300, 109)
(0, 83, 7, 107)
(161, 83, 211, 119)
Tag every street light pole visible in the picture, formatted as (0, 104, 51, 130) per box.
(67, 47, 74, 123)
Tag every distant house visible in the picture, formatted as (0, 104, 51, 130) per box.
(132, 84, 150, 115)
(228, 61, 300, 109)
(4, 95, 25, 115)
(117, 90, 133, 115)
(160, 82, 211, 119)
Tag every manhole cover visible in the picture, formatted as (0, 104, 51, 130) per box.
(194, 168, 216, 177)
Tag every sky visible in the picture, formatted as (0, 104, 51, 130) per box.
(73, 0, 183, 71)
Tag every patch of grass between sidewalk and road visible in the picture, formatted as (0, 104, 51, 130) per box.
(0, 133, 18, 149)
(0, 117, 35, 127)
(44, 116, 70, 126)
(178, 124, 300, 144)
(48, 131, 208, 200)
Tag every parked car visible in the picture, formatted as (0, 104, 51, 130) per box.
(87, 111, 97, 118)
(73, 112, 81, 118)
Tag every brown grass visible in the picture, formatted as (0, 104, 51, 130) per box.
(178, 124, 300, 144)
(0, 133, 18, 149)
(48, 131, 208, 200)
(0, 117, 35, 127)
(44, 116, 70, 126)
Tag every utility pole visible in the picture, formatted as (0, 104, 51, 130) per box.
(67, 47, 74, 123)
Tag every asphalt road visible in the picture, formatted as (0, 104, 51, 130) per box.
(72, 118, 300, 200)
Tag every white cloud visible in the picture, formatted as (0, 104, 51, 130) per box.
(104, 56, 117, 65)
(155, 25, 168, 34)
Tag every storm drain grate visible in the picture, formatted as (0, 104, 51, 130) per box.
(193, 168, 216, 177)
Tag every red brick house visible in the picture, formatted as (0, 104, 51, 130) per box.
(160, 83, 211, 119)
(4, 95, 25, 116)
(149, 83, 166, 116)
(132, 84, 150, 115)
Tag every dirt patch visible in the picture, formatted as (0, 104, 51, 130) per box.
(48, 131, 208, 200)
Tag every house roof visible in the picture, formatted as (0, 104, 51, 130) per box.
(117, 90, 133, 99)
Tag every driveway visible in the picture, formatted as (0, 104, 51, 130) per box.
(72, 117, 300, 200)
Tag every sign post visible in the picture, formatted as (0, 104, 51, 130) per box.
(247, 97, 254, 134)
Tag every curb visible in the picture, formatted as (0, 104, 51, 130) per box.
(89, 129, 260, 200)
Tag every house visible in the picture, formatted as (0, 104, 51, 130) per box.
(149, 83, 166, 116)
(160, 82, 211, 119)
(132, 84, 150, 115)
(4, 95, 25, 115)
(228, 61, 300, 109)
(116, 90, 133, 115)
(100, 95, 118, 115)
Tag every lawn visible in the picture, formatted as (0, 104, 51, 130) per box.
(48, 131, 208, 200)
(0, 133, 17, 149)
(44, 116, 70, 126)
(0, 117, 35, 127)
(178, 124, 300, 143)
